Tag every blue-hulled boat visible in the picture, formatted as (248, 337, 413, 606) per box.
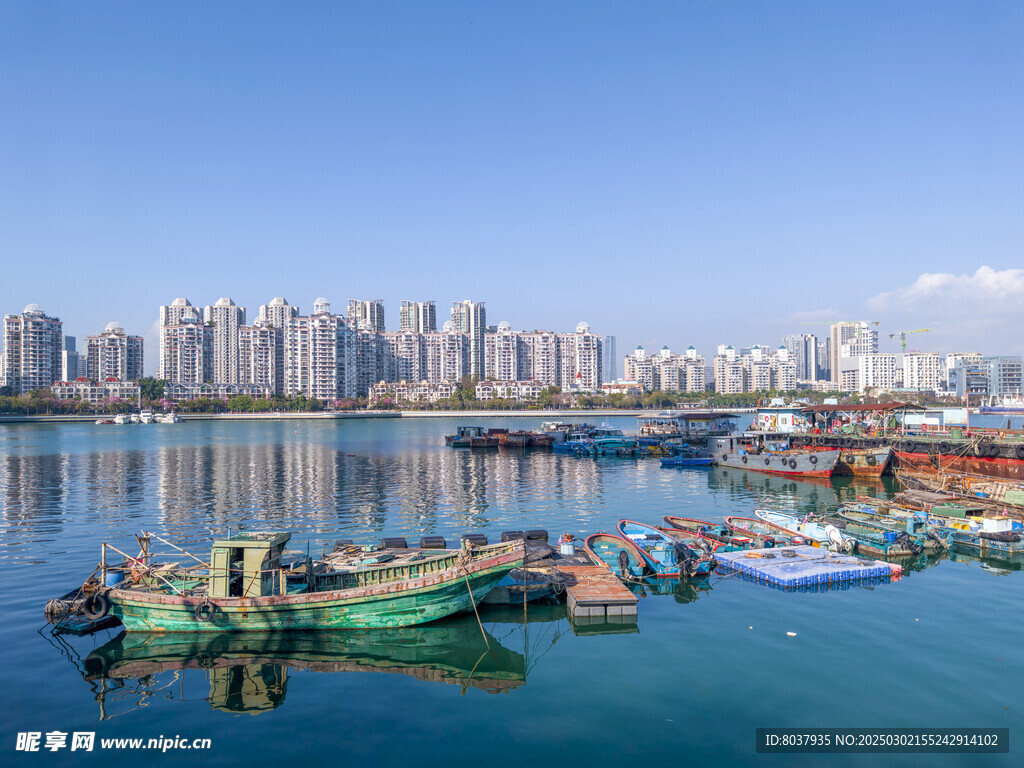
(583, 533, 648, 579)
(616, 519, 715, 577)
(661, 456, 715, 467)
(552, 430, 593, 455)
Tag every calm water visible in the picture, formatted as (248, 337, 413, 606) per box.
(2, 417, 1020, 767)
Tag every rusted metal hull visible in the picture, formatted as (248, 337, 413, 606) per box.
(108, 548, 523, 633)
(897, 451, 1024, 483)
(832, 447, 893, 476)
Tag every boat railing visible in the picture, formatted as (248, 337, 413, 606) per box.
(97, 536, 523, 598)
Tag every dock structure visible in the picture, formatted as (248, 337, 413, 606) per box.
(713, 545, 897, 588)
(557, 565, 638, 624)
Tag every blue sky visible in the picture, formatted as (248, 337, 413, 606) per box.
(2, 2, 1022, 374)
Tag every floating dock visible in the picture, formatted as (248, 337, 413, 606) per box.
(713, 546, 898, 588)
(558, 565, 639, 623)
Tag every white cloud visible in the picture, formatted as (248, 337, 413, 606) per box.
(865, 266, 1024, 355)
(867, 266, 1024, 312)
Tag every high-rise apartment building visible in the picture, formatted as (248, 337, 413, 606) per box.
(239, 322, 281, 394)
(158, 298, 196, 379)
(711, 344, 794, 393)
(399, 301, 437, 333)
(782, 333, 818, 382)
(624, 346, 655, 391)
(839, 353, 897, 393)
(84, 322, 144, 382)
(450, 300, 486, 378)
(901, 353, 943, 392)
(283, 299, 356, 401)
(161, 306, 213, 385)
(347, 299, 385, 332)
(601, 336, 617, 382)
(831, 321, 878, 384)
(2, 303, 63, 393)
(257, 297, 299, 330)
(61, 335, 82, 382)
(204, 298, 245, 385)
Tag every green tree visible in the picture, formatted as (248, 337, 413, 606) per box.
(139, 377, 165, 402)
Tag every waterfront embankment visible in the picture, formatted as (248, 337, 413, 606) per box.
(0, 409, 656, 424)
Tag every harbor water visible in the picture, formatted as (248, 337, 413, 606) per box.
(1, 416, 1020, 766)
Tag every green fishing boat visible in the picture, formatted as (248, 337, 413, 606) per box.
(50, 531, 525, 633)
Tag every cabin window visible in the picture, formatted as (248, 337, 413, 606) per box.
(229, 548, 244, 597)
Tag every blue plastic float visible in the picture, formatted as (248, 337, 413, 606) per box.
(713, 545, 897, 588)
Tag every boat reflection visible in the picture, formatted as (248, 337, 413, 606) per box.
(631, 576, 713, 604)
(81, 616, 528, 718)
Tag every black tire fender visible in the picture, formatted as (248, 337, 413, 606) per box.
(809, 455, 818, 465)
(195, 601, 215, 623)
(83, 593, 110, 621)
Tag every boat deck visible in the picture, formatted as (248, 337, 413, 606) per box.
(557, 565, 638, 623)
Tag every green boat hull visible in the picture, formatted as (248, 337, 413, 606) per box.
(108, 553, 519, 633)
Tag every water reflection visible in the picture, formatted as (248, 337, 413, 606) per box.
(76, 616, 529, 719)
(632, 576, 714, 604)
(0, 433, 610, 557)
(706, 466, 897, 517)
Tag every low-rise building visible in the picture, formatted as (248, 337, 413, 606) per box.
(164, 383, 273, 401)
(51, 377, 141, 406)
(368, 379, 457, 405)
(475, 380, 544, 401)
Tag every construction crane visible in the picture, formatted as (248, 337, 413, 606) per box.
(889, 328, 930, 353)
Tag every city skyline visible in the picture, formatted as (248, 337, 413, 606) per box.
(3, 5, 1022, 363)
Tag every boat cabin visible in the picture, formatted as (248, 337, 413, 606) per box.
(455, 426, 486, 439)
(708, 433, 792, 455)
(209, 532, 291, 599)
(637, 411, 738, 439)
(751, 406, 808, 434)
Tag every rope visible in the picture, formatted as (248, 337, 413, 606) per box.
(457, 550, 490, 651)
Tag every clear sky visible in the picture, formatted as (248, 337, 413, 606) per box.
(2, 2, 1022, 375)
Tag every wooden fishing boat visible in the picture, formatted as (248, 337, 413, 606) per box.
(753, 510, 855, 552)
(662, 516, 756, 549)
(723, 516, 813, 548)
(822, 515, 925, 557)
(836, 509, 947, 551)
(616, 519, 715, 577)
(938, 526, 1024, 558)
(583, 533, 648, 579)
(49, 532, 524, 633)
(896, 468, 1024, 516)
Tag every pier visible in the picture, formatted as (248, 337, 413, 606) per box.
(557, 565, 638, 624)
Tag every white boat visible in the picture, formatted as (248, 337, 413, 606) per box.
(156, 413, 182, 424)
(95, 419, 105, 425)
(129, 414, 140, 424)
(113, 414, 129, 425)
(139, 411, 154, 424)
(754, 509, 855, 552)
